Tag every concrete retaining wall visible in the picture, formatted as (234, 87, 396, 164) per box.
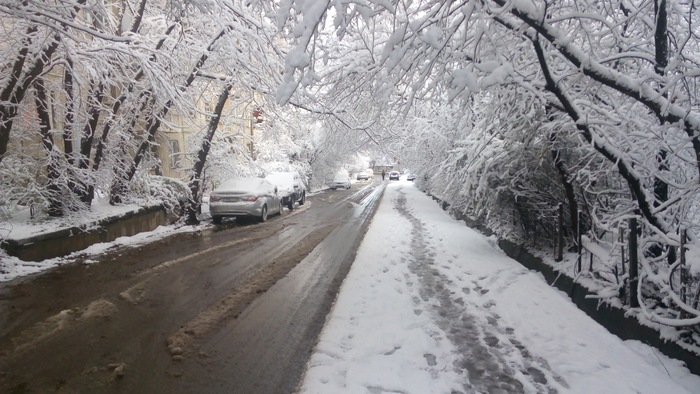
(2, 205, 167, 261)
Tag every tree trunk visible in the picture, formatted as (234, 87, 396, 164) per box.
(34, 79, 64, 217)
(109, 96, 154, 205)
(62, 58, 75, 164)
(548, 130, 578, 239)
(186, 83, 233, 224)
(0, 36, 60, 162)
(73, 81, 105, 204)
(651, 0, 676, 264)
(128, 0, 149, 34)
(628, 216, 640, 308)
(653, 0, 669, 206)
(0, 0, 86, 163)
(79, 81, 105, 170)
(92, 93, 149, 204)
(0, 25, 36, 101)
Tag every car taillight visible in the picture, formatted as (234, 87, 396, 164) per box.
(210, 195, 221, 202)
(244, 196, 258, 202)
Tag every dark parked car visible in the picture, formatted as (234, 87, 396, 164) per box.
(389, 171, 400, 180)
(209, 177, 283, 223)
(265, 171, 306, 210)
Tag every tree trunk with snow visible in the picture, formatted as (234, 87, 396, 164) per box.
(186, 83, 233, 225)
(34, 79, 64, 217)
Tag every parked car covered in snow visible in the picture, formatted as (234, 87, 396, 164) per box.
(209, 177, 283, 223)
(407, 173, 417, 181)
(330, 171, 351, 190)
(356, 171, 370, 181)
(265, 171, 306, 210)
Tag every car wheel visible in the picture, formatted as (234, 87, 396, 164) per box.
(212, 215, 222, 224)
(299, 192, 305, 205)
(287, 200, 294, 210)
(259, 204, 268, 222)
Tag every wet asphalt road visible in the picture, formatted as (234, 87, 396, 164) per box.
(0, 180, 384, 393)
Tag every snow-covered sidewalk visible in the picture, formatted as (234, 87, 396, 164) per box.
(298, 181, 700, 394)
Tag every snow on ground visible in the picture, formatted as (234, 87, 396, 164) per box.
(298, 180, 700, 394)
(1, 179, 698, 392)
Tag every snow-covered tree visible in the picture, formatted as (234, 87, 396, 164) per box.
(0, 0, 284, 218)
(276, 0, 700, 327)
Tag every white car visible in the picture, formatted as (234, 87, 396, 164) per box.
(209, 177, 283, 223)
(265, 171, 306, 210)
(330, 171, 351, 190)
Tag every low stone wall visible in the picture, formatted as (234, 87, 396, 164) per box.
(2, 205, 167, 261)
(429, 194, 700, 377)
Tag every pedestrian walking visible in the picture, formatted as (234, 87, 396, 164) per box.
(381, 170, 386, 180)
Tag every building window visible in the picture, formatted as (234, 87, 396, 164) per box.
(168, 139, 181, 169)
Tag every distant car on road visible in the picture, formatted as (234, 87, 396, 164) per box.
(389, 171, 400, 181)
(265, 171, 306, 210)
(407, 173, 417, 181)
(330, 171, 351, 190)
(209, 177, 283, 223)
(356, 171, 370, 181)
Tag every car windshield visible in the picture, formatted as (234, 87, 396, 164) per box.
(216, 178, 268, 194)
(333, 172, 349, 181)
(265, 172, 295, 189)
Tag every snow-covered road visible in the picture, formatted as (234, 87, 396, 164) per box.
(298, 181, 700, 394)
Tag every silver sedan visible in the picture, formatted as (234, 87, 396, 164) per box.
(209, 177, 283, 223)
